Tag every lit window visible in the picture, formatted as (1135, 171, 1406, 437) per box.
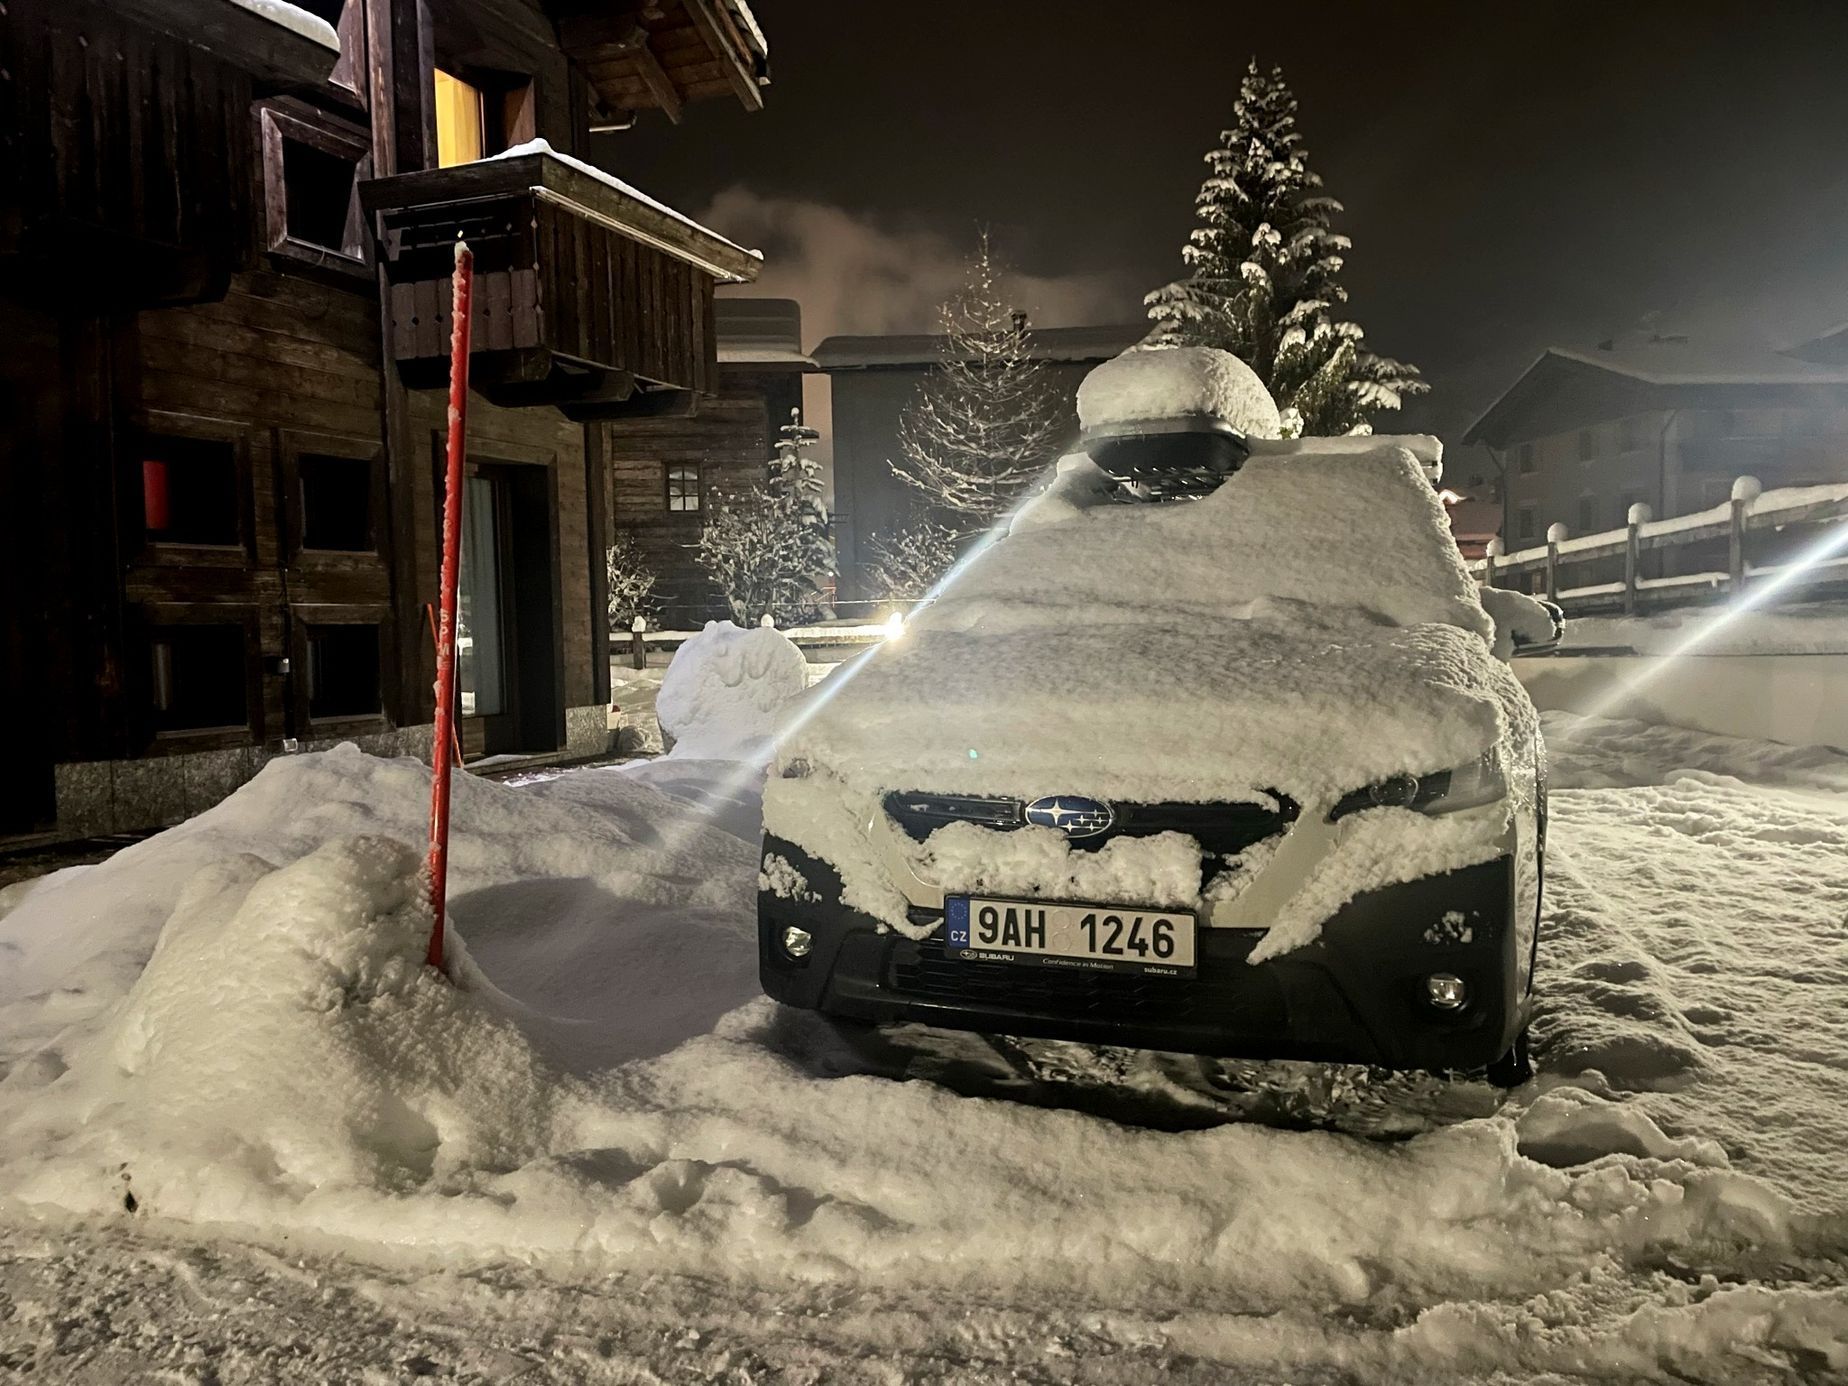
(666, 465, 701, 513)
(435, 69, 486, 167)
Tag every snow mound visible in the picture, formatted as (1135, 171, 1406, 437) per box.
(1076, 345, 1283, 440)
(655, 621, 808, 759)
(3, 838, 584, 1217)
(1517, 1087, 1728, 1167)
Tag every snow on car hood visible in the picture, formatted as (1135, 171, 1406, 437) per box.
(789, 614, 1509, 807)
(779, 440, 1513, 808)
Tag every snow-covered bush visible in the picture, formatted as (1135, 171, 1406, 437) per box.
(863, 517, 963, 601)
(605, 533, 659, 631)
(697, 409, 834, 626)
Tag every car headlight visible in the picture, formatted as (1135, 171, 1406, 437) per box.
(1328, 746, 1507, 822)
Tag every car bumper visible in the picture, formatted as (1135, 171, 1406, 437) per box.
(758, 835, 1526, 1074)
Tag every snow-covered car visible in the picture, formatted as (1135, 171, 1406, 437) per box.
(759, 348, 1545, 1084)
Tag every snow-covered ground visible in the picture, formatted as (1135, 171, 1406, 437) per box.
(4, 713, 1848, 1382)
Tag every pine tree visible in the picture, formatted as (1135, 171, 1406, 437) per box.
(697, 408, 835, 625)
(891, 232, 1068, 524)
(1145, 60, 1425, 436)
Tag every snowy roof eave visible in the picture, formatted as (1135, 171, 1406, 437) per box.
(487, 140, 763, 284)
(113, 0, 340, 86)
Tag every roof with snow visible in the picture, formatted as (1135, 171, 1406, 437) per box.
(814, 324, 1147, 371)
(1465, 337, 1848, 448)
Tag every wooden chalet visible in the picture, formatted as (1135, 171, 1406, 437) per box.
(604, 296, 814, 626)
(0, 0, 769, 841)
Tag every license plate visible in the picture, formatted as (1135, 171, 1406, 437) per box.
(944, 897, 1196, 977)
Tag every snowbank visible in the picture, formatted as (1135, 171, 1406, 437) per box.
(1076, 344, 1283, 440)
(654, 621, 808, 759)
(1558, 599, 1848, 656)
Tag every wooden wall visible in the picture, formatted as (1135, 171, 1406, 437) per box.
(604, 367, 802, 625)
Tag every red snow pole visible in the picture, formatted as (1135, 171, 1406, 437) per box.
(426, 239, 474, 974)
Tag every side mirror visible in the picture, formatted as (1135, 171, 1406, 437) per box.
(1478, 587, 1565, 662)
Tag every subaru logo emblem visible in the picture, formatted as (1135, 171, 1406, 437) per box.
(1023, 795, 1115, 839)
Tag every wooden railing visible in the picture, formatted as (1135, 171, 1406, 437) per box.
(1472, 478, 1848, 613)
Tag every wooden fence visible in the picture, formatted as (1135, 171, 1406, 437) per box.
(1473, 478, 1848, 614)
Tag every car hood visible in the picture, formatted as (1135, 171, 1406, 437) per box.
(779, 606, 1524, 810)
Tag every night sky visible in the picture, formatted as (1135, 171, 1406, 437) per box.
(599, 1, 1848, 463)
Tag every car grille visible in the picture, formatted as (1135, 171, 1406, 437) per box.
(887, 936, 1288, 1031)
(883, 792, 1295, 855)
(882, 792, 1298, 889)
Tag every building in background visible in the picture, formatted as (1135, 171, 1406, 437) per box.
(816, 325, 1145, 610)
(0, 0, 770, 843)
(604, 297, 814, 627)
(1464, 335, 1848, 550)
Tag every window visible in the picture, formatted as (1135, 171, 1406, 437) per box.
(149, 625, 249, 733)
(257, 101, 370, 268)
(142, 435, 240, 545)
(1576, 429, 1595, 463)
(1578, 495, 1598, 532)
(666, 465, 701, 513)
(305, 624, 382, 721)
(1517, 442, 1536, 474)
(433, 68, 536, 168)
(435, 69, 486, 167)
(299, 453, 375, 552)
(1516, 505, 1536, 541)
(1619, 416, 1643, 453)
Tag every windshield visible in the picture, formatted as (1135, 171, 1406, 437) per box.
(915, 441, 1492, 640)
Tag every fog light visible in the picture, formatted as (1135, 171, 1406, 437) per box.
(1425, 972, 1468, 1010)
(781, 926, 813, 959)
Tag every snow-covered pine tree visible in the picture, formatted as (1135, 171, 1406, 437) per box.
(1144, 60, 1425, 436)
(863, 517, 961, 602)
(605, 533, 659, 631)
(891, 233, 1067, 524)
(696, 408, 836, 625)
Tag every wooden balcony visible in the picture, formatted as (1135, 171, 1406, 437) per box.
(360, 146, 762, 417)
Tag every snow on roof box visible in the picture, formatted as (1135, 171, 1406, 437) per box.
(1077, 345, 1283, 442)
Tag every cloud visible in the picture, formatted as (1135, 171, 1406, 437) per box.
(697, 188, 1140, 344)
